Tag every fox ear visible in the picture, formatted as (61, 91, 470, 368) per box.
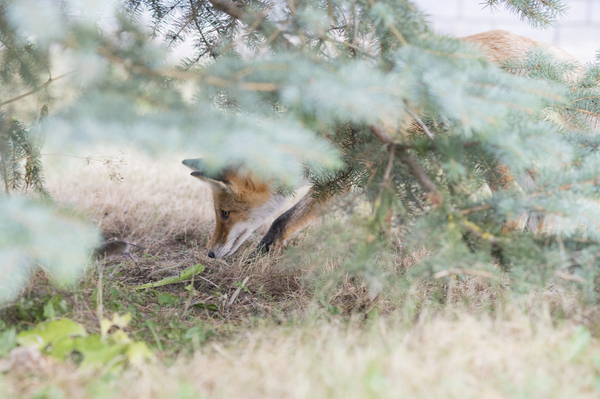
(190, 171, 233, 194)
(182, 158, 207, 172)
(183, 158, 235, 195)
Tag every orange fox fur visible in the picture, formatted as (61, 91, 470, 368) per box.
(186, 30, 582, 258)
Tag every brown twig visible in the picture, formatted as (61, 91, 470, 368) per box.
(565, 107, 600, 119)
(327, 37, 372, 57)
(404, 103, 434, 139)
(373, 143, 396, 215)
(382, 144, 396, 186)
(204, 75, 278, 91)
(97, 46, 195, 80)
(460, 204, 493, 216)
(0, 72, 72, 108)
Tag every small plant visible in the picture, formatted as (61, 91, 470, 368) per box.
(16, 314, 152, 370)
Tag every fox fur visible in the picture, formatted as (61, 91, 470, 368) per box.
(186, 30, 582, 258)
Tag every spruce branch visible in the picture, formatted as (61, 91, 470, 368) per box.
(365, 0, 407, 46)
(484, 0, 567, 28)
(370, 124, 440, 201)
(326, 37, 371, 57)
(311, 168, 354, 203)
(217, 6, 271, 54)
(170, 13, 195, 44)
(565, 107, 600, 119)
(529, 176, 600, 198)
(207, 0, 293, 48)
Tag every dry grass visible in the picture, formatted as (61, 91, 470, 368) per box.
(45, 148, 214, 249)
(2, 147, 600, 398)
(3, 303, 600, 399)
(42, 147, 325, 314)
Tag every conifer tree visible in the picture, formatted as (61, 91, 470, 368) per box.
(0, 2, 49, 197)
(129, 0, 600, 293)
(1, 0, 599, 302)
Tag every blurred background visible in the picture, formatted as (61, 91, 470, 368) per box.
(413, 0, 599, 63)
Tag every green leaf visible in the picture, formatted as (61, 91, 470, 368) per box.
(184, 326, 206, 343)
(327, 305, 341, 315)
(157, 293, 178, 307)
(42, 301, 56, 320)
(193, 303, 219, 312)
(133, 264, 205, 290)
(17, 319, 87, 350)
(74, 335, 125, 369)
(49, 336, 79, 360)
(42, 295, 67, 320)
(16, 316, 153, 369)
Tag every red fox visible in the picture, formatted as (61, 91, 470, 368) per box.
(185, 30, 582, 259)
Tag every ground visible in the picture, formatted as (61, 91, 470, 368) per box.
(1, 148, 600, 398)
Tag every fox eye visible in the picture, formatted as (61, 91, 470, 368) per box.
(221, 210, 230, 220)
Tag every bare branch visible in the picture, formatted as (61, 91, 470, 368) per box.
(382, 144, 395, 186)
(373, 143, 396, 212)
(370, 123, 440, 202)
(398, 150, 439, 194)
(369, 124, 393, 144)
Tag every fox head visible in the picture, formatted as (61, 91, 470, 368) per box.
(183, 159, 286, 258)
